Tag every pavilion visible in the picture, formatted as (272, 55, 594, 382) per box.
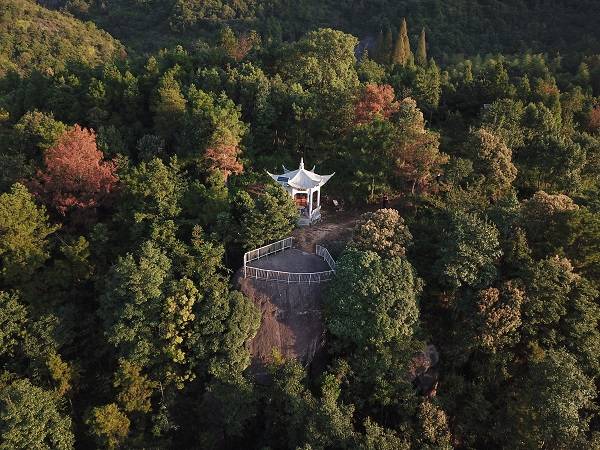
(267, 158, 334, 225)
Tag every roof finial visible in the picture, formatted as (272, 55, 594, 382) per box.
(299, 157, 305, 169)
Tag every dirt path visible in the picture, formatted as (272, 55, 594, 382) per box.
(291, 209, 361, 255)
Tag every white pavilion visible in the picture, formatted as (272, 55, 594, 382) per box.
(268, 158, 334, 225)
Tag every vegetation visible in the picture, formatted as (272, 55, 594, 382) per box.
(0, 0, 123, 75)
(1, 1, 600, 448)
(38, 0, 600, 57)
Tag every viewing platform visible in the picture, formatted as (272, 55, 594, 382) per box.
(243, 237, 336, 283)
(247, 248, 330, 273)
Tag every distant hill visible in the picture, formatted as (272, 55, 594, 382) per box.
(38, 0, 600, 59)
(0, 0, 124, 75)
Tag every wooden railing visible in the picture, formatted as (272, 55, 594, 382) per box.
(243, 238, 336, 283)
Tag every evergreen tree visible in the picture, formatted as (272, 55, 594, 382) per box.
(0, 183, 59, 287)
(152, 67, 186, 145)
(401, 18, 413, 64)
(392, 24, 406, 65)
(416, 28, 427, 66)
(392, 18, 411, 66)
(414, 59, 442, 115)
(374, 29, 384, 64)
(383, 28, 394, 65)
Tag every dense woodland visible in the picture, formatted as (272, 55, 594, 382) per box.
(2, 0, 600, 448)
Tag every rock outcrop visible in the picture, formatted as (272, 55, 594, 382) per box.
(236, 272, 326, 381)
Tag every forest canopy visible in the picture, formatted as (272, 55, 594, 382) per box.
(1, 1, 600, 448)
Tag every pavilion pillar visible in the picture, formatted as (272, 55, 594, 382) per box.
(317, 188, 321, 210)
(308, 188, 313, 218)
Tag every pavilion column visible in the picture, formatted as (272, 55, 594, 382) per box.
(317, 188, 321, 210)
(308, 188, 313, 218)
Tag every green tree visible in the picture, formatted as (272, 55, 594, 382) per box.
(0, 291, 28, 358)
(520, 256, 576, 347)
(0, 378, 74, 450)
(561, 279, 600, 375)
(152, 67, 186, 144)
(86, 403, 130, 450)
(415, 400, 453, 449)
(0, 183, 59, 286)
(350, 208, 412, 258)
(279, 28, 359, 154)
(226, 183, 298, 250)
(565, 207, 600, 284)
(467, 128, 517, 197)
(414, 59, 441, 114)
(325, 249, 422, 350)
(12, 110, 67, 159)
(507, 350, 596, 449)
(480, 99, 526, 149)
(435, 210, 501, 289)
(182, 87, 247, 176)
(383, 28, 394, 65)
(263, 357, 356, 449)
(114, 360, 156, 414)
(473, 282, 524, 353)
(100, 237, 260, 388)
(517, 133, 586, 193)
(281, 28, 359, 95)
(392, 19, 410, 66)
(520, 190, 578, 257)
(117, 158, 185, 244)
(358, 418, 410, 449)
(197, 378, 257, 448)
(416, 28, 427, 67)
(100, 240, 172, 371)
(374, 29, 384, 64)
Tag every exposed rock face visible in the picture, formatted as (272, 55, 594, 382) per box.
(236, 272, 326, 381)
(237, 211, 358, 381)
(408, 345, 440, 396)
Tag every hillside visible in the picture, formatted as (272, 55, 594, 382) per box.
(0, 0, 124, 75)
(44, 0, 600, 57)
(1, 1, 600, 448)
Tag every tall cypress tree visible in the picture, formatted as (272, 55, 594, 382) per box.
(393, 18, 412, 66)
(384, 27, 394, 65)
(401, 18, 412, 65)
(392, 25, 406, 65)
(416, 28, 427, 66)
(374, 29, 384, 63)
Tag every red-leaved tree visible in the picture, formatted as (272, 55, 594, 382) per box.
(204, 143, 243, 179)
(354, 83, 400, 125)
(588, 106, 600, 133)
(30, 125, 118, 219)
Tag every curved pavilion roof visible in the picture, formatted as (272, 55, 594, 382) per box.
(267, 158, 334, 191)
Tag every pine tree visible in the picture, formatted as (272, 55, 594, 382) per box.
(416, 28, 427, 66)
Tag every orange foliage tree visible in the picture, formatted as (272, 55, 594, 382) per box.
(393, 98, 448, 193)
(588, 106, 600, 133)
(30, 125, 118, 217)
(354, 83, 400, 124)
(203, 143, 243, 179)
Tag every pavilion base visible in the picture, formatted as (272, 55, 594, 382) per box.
(297, 210, 322, 226)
